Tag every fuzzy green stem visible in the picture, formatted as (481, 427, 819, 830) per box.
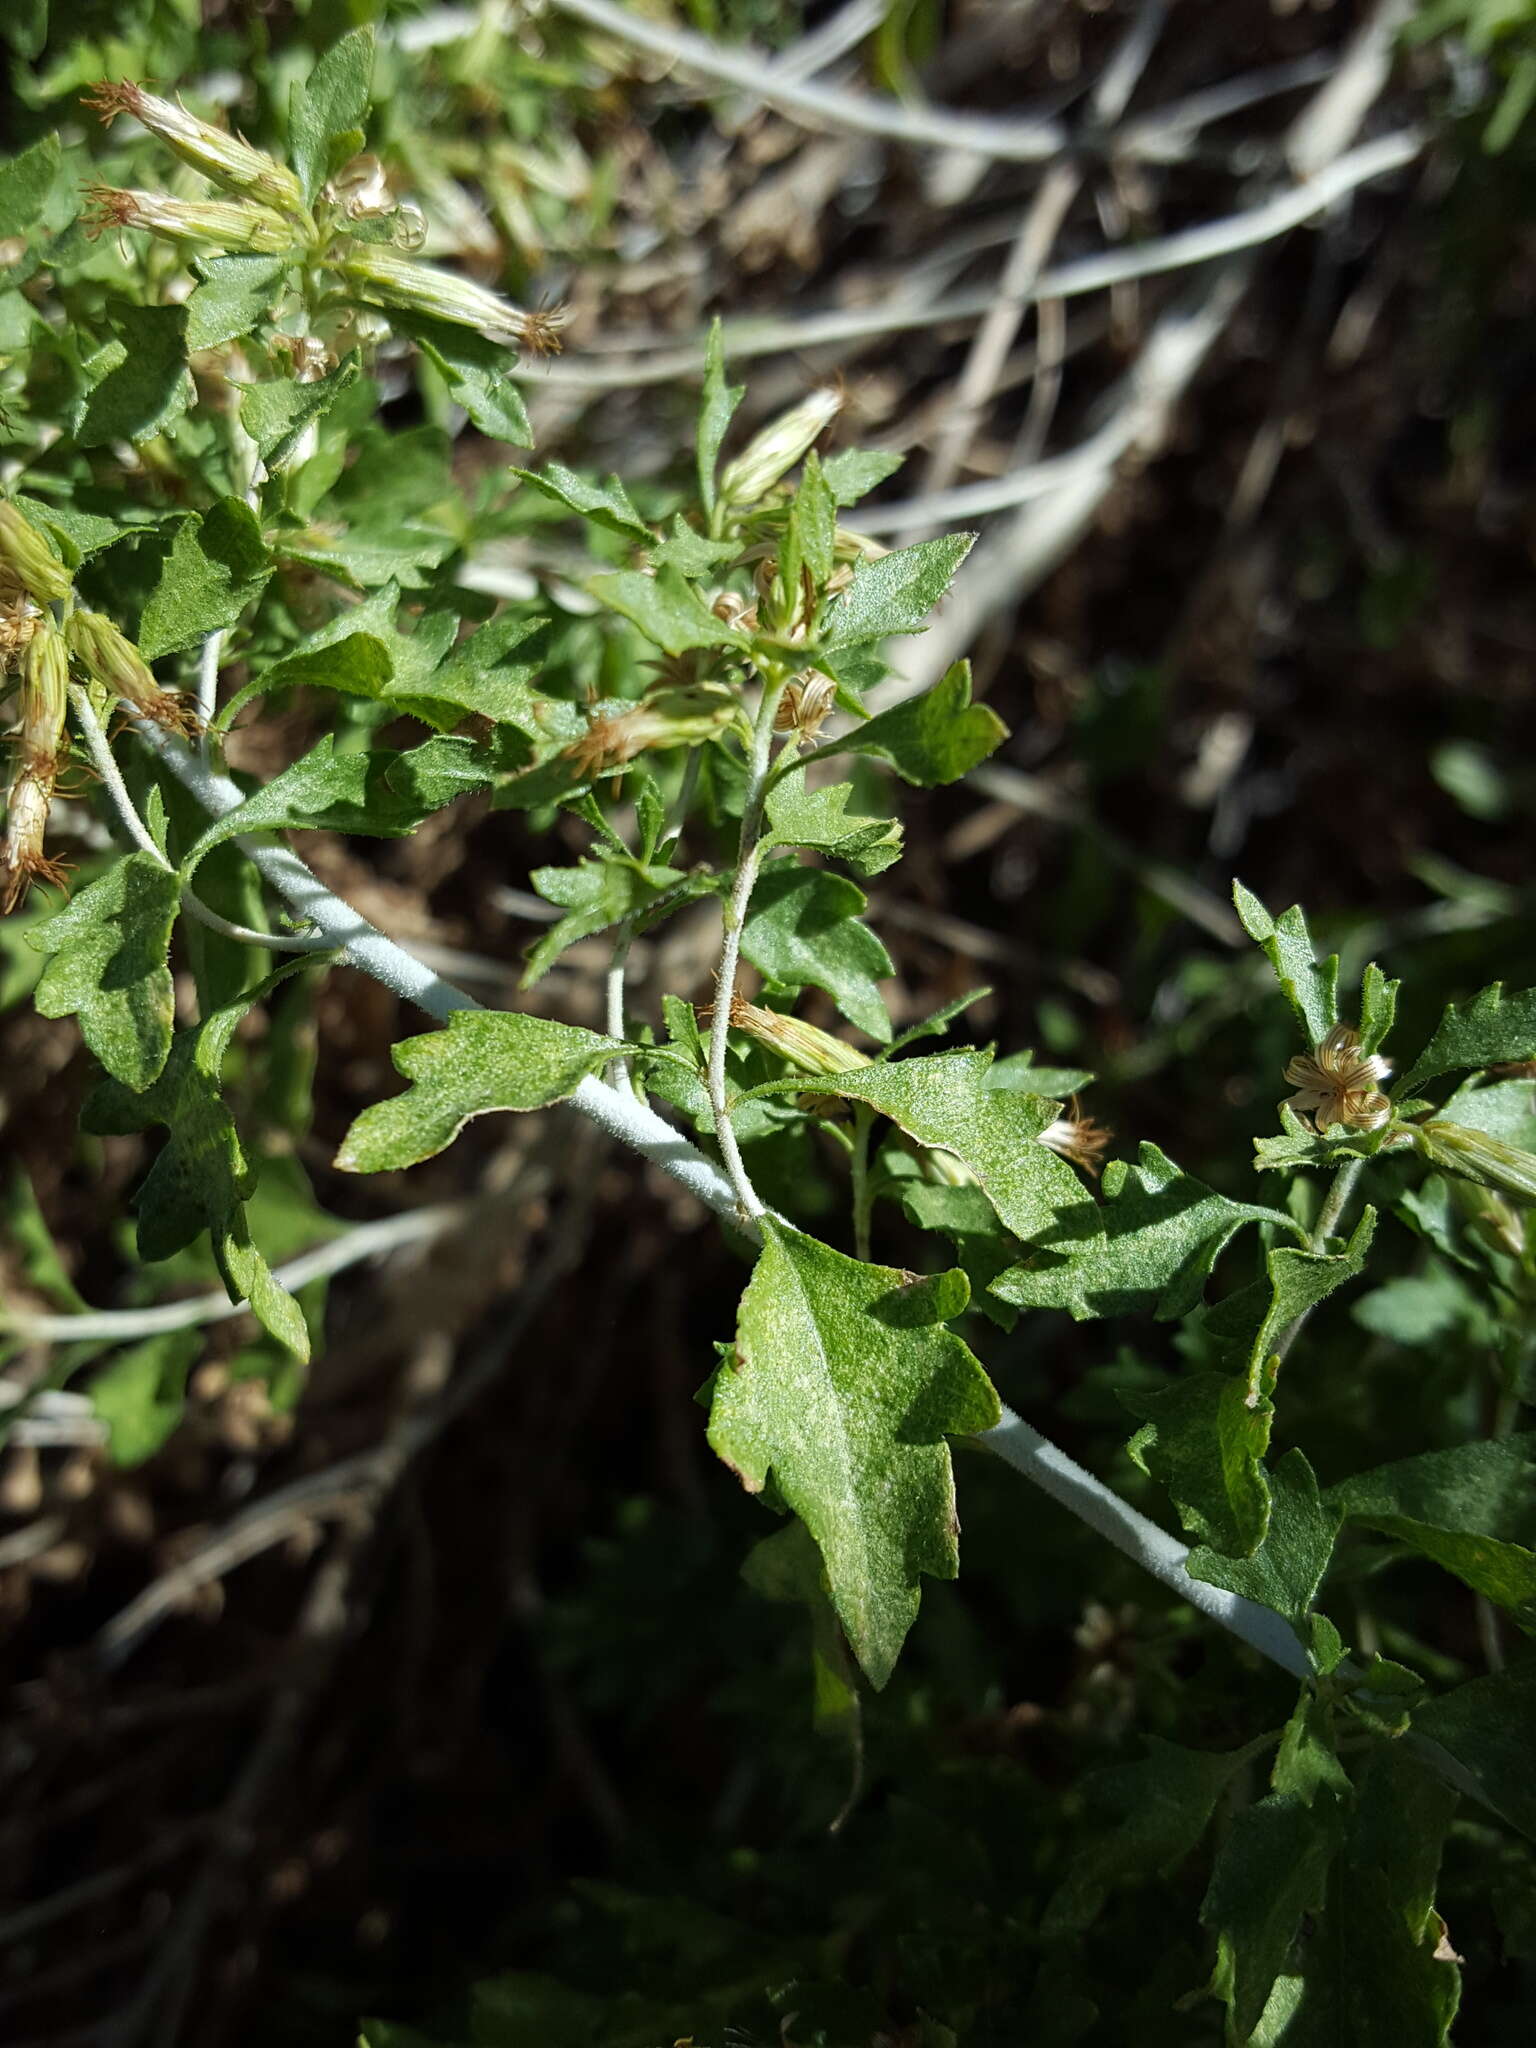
(1269, 1155, 1366, 1375)
(705, 670, 789, 1219)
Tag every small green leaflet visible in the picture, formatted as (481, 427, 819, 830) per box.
(588, 567, 750, 658)
(1413, 1662, 1536, 1842)
(708, 1218, 999, 1688)
(829, 661, 1006, 786)
(291, 25, 374, 202)
(335, 1012, 625, 1173)
(523, 857, 688, 987)
(1233, 880, 1339, 1046)
(73, 302, 192, 449)
(185, 254, 291, 352)
(763, 770, 902, 878)
(898, 1182, 1019, 1329)
(696, 317, 743, 522)
(787, 453, 836, 588)
(181, 735, 494, 875)
(993, 1141, 1299, 1322)
(1214, 1207, 1377, 1402)
(1187, 1449, 1341, 1629)
(648, 517, 739, 579)
(31, 851, 179, 1091)
(740, 864, 893, 1041)
(1246, 1746, 1460, 2048)
(137, 498, 272, 661)
(396, 314, 533, 447)
(1359, 959, 1399, 1056)
(1327, 1436, 1536, 1629)
(0, 133, 60, 240)
(820, 447, 904, 508)
(747, 1047, 1086, 1241)
(239, 352, 360, 471)
(1254, 1106, 1395, 1175)
(1202, 1789, 1343, 2042)
(81, 972, 312, 1358)
(512, 463, 652, 544)
(1397, 980, 1536, 1097)
(90, 1329, 201, 1466)
(1124, 1371, 1273, 1555)
(1043, 1732, 1275, 1935)
(822, 532, 974, 646)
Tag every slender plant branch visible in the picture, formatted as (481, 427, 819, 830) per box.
(0, 1201, 469, 1344)
(69, 689, 334, 955)
(514, 128, 1420, 394)
(1267, 1154, 1368, 1377)
(605, 927, 634, 1092)
(705, 672, 789, 1220)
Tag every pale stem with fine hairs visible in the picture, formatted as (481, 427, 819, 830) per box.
(705, 672, 789, 1220)
(68, 688, 334, 954)
(605, 927, 633, 1093)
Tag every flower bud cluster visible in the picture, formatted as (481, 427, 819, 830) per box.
(1, 504, 197, 910)
(3, 622, 70, 912)
(82, 79, 564, 361)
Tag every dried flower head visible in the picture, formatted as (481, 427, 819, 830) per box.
(1283, 1021, 1392, 1132)
(1, 757, 69, 912)
(562, 686, 737, 781)
(338, 244, 565, 355)
(3, 624, 71, 913)
(719, 385, 843, 507)
(774, 672, 837, 743)
(65, 610, 200, 738)
(1039, 1105, 1114, 1177)
(324, 152, 394, 221)
(0, 575, 44, 670)
(84, 80, 307, 215)
(0, 502, 73, 604)
(85, 184, 296, 253)
(269, 333, 333, 382)
(716, 995, 871, 1077)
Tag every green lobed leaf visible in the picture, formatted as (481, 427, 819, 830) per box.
(181, 734, 494, 875)
(588, 567, 750, 658)
(994, 1141, 1299, 1323)
(830, 660, 1006, 786)
(897, 1181, 1019, 1329)
(0, 134, 61, 239)
(1202, 1789, 1344, 2041)
(396, 314, 533, 446)
(73, 303, 192, 449)
(512, 462, 652, 543)
(749, 1048, 1085, 1242)
(1359, 960, 1400, 1056)
(986, 1048, 1095, 1095)
(1187, 1449, 1341, 1628)
(1250, 1746, 1460, 2048)
(1044, 1732, 1275, 1936)
(31, 851, 180, 1091)
(137, 498, 272, 661)
(185, 254, 292, 353)
(648, 516, 740, 579)
(239, 352, 360, 470)
(90, 1329, 201, 1466)
(708, 1218, 999, 1688)
(1352, 1261, 1497, 1349)
(1232, 880, 1339, 1045)
(790, 453, 837, 588)
(822, 532, 974, 646)
(334, 1011, 625, 1173)
(291, 26, 375, 202)
(1397, 980, 1536, 1097)
(1412, 1662, 1536, 1841)
(740, 863, 893, 1042)
(1218, 1207, 1377, 1401)
(1327, 1437, 1536, 1629)
(1124, 1371, 1274, 1556)
(820, 447, 904, 508)
(763, 770, 902, 878)
(522, 857, 687, 987)
(81, 971, 312, 1358)
(696, 317, 743, 523)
